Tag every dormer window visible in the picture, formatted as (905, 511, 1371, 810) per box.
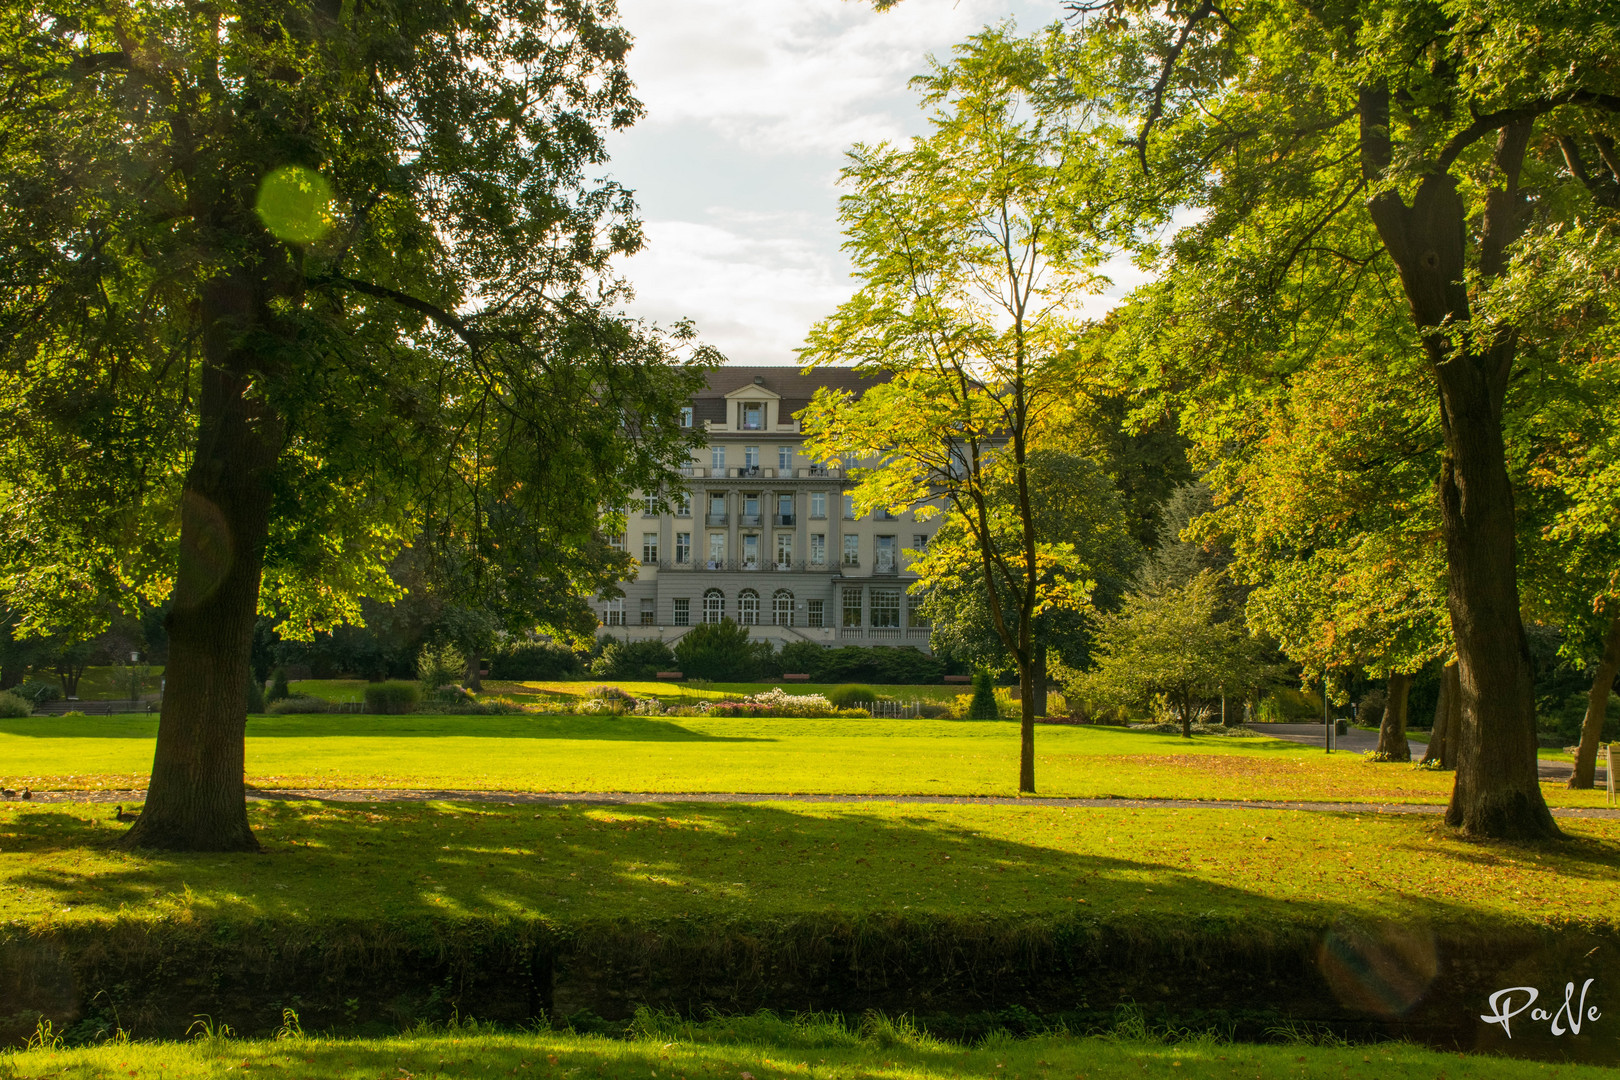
(740, 402, 764, 430)
(679, 406, 693, 428)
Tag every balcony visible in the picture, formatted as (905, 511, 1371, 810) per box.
(731, 465, 772, 479)
(873, 557, 899, 576)
(706, 512, 729, 527)
(799, 466, 838, 479)
(681, 465, 705, 478)
(773, 513, 795, 527)
(740, 513, 763, 528)
(659, 559, 696, 571)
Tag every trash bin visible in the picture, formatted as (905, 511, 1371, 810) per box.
(1335, 718, 1348, 736)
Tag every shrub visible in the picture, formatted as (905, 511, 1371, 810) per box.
(777, 642, 944, 684)
(268, 668, 290, 702)
(13, 680, 60, 705)
(968, 670, 999, 719)
(0, 691, 33, 718)
(417, 643, 465, 698)
(247, 676, 267, 714)
(837, 707, 872, 719)
(490, 640, 583, 680)
(590, 637, 676, 680)
(266, 696, 331, 715)
(365, 681, 420, 715)
(673, 619, 774, 681)
(826, 684, 879, 709)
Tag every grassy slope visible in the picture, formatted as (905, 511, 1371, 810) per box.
(1, 799, 1615, 930)
(1, 714, 1609, 806)
(2, 1023, 1605, 1080)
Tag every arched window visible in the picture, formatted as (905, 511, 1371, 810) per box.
(702, 589, 725, 624)
(772, 589, 794, 627)
(738, 589, 760, 626)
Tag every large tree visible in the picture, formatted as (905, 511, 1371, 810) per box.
(1071, 0, 1620, 838)
(0, 0, 711, 850)
(800, 25, 1121, 793)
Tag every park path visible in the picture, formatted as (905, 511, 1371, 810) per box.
(14, 787, 1619, 818)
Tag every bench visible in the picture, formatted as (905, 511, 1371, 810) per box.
(782, 673, 810, 682)
(943, 675, 971, 684)
(655, 671, 684, 681)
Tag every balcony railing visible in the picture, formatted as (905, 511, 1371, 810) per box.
(773, 513, 795, 526)
(733, 465, 767, 479)
(873, 557, 899, 576)
(740, 513, 763, 528)
(705, 512, 728, 527)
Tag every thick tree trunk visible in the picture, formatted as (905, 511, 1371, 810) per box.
(1373, 671, 1412, 762)
(121, 272, 283, 853)
(1421, 663, 1456, 768)
(464, 652, 484, 693)
(1569, 614, 1620, 790)
(1360, 101, 1556, 839)
(1018, 659, 1035, 793)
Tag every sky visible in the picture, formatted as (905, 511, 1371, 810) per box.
(602, 0, 1076, 366)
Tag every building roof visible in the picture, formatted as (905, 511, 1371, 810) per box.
(692, 365, 889, 424)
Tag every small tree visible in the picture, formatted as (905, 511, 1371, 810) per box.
(967, 670, 1000, 720)
(416, 643, 466, 702)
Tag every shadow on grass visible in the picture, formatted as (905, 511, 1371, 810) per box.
(0, 715, 772, 743)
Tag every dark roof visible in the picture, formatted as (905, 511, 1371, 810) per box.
(692, 365, 890, 423)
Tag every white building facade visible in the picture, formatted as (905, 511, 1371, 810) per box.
(596, 366, 939, 652)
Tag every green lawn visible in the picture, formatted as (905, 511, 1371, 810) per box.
(1, 712, 1610, 806)
(289, 678, 970, 705)
(2, 798, 1615, 930)
(1, 1017, 1604, 1080)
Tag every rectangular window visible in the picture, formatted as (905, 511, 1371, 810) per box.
(604, 599, 624, 626)
(913, 533, 928, 552)
(640, 598, 656, 626)
(643, 494, 658, 516)
(673, 597, 690, 626)
(708, 533, 726, 568)
(907, 594, 928, 628)
(711, 445, 726, 471)
(777, 493, 793, 522)
(807, 599, 825, 628)
(744, 493, 760, 517)
(775, 532, 793, 567)
(675, 493, 691, 516)
(842, 589, 863, 628)
(778, 445, 791, 470)
(744, 445, 759, 468)
(675, 531, 691, 564)
(642, 532, 659, 564)
(740, 402, 764, 430)
(875, 507, 895, 521)
(810, 492, 827, 518)
(709, 493, 725, 518)
(844, 494, 858, 519)
(810, 533, 826, 565)
(875, 535, 896, 572)
(843, 534, 860, 566)
(742, 534, 760, 569)
(871, 589, 901, 628)
(608, 534, 624, 551)
(679, 405, 693, 428)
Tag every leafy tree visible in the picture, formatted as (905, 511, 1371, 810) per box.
(920, 450, 1139, 713)
(672, 620, 773, 682)
(1072, 0, 1620, 837)
(801, 26, 1121, 793)
(0, 1, 712, 849)
(416, 643, 465, 702)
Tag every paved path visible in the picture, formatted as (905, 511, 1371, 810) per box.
(1248, 723, 1606, 783)
(13, 787, 1619, 818)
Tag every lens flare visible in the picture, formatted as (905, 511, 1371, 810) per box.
(255, 165, 334, 244)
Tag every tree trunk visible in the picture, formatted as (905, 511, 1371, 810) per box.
(121, 271, 283, 853)
(464, 651, 484, 693)
(1421, 663, 1455, 768)
(1018, 658, 1035, 793)
(1360, 101, 1556, 839)
(1031, 641, 1048, 717)
(1569, 614, 1620, 790)
(1372, 671, 1412, 762)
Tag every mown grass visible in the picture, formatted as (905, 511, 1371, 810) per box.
(288, 679, 968, 705)
(1, 799, 1615, 931)
(1, 713, 1610, 806)
(0, 1010, 1609, 1080)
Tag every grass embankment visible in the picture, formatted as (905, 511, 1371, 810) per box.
(3, 800, 1616, 929)
(3, 1015, 1603, 1080)
(1, 714, 1609, 807)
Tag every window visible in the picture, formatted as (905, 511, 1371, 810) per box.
(703, 589, 724, 624)
(673, 597, 690, 627)
(642, 532, 659, 563)
(744, 445, 759, 468)
(743, 493, 760, 522)
(709, 493, 726, 521)
(711, 445, 726, 471)
(843, 494, 858, 519)
(875, 507, 896, 521)
(778, 445, 791, 471)
(871, 589, 901, 628)
(810, 533, 826, 565)
(643, 494, 658, 516)
(842, 534, 860, 566)
(640, 598, 656, 626)
(907, 594, 928, 628)
(608, 534, 624, 551)
(675, 531, 691, 564)
(913, 533, 928, 553)
(603, 599, 624, 626)
(772, 590, 794, 626)
(807, 599, 825, 628)
(775, 532, 793, 568)
(742, 533, 760, 569)
(740, 402, 764, 430)
(679, 405, 693, 428)
(777, 493, 793, 523)
(842, 588, 863, 627)
(674, 493, 691, 516)
(708, 533, 726, 568)
(810, 492, 827, 518)
(738, 588, 760, 625)
(875, 535, 896, 572)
